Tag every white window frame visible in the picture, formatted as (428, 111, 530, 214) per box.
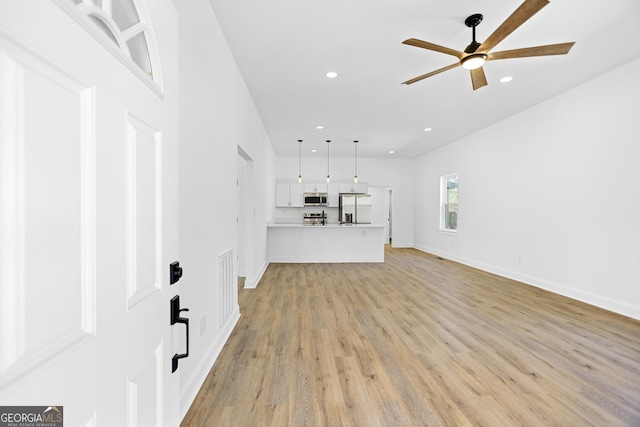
(54, 0, 164, 97)
(440, 173, 458, 232)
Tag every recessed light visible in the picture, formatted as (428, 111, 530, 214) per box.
(388, 150, 395, 154)
(500, 76, 513, 83)
(424, 128, 432, 132)
(325, 71, 338, 79)
(316, 125, 324, 129)
(311, 149, 317, 153)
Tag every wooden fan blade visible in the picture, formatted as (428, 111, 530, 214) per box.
(402, 63, 461, 85)
(488, 42, 575, 60)
(479, 0, 549, 53)
(470, 67, 488, 90)
(403, 38, 465, 59)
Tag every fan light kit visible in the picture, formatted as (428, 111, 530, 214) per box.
(401, 0, 575, 90)
(461, 54, 487, 70)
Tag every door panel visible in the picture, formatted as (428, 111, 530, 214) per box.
(127, 343, 163, 426)
(126, 112, 163, 311)
(0, 15, 97, 426)
(0, 0, 179, 425)
(0, 24, 97, 385)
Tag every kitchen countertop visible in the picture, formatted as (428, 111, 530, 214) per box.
(268, 222, 385, 228)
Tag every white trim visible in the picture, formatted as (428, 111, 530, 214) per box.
(389, 241, 413, 248)
(438, 229, 458, 236)
(52, 0, 164, 98)
(179, 309, 241, 422)
(77, 4, 132, 56)
(121, 22, 147, 42)
(413, 244, 640, 321)
(80, 85, 97, 335)
(244, 260, 269, 289)
(129, 0, 164, 88)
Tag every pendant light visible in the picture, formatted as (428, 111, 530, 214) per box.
(326, 140, 331, 183)
(353, 140, 359, 183)
(297, 139, 303, 183)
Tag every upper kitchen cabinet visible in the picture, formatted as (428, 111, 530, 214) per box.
(339, 183, 368, 194)
(276, 183, 304, 207)
(304, 183, 327, 193)
(327, 183, 340, 207)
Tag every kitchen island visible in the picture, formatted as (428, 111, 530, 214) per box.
(267, 223, 386, 263)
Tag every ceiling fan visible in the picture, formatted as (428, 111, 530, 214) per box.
(402, 0, 575, 90)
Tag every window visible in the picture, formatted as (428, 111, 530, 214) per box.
(440, 174, 458, 231)
(65, 0, 159, 84)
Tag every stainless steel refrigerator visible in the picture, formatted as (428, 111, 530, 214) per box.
(339, 193, 371, 224)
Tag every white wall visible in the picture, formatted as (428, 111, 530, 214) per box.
(413, 57, 640, 320)
(173, 0, 275, 419)
(274, 156, 414, 247)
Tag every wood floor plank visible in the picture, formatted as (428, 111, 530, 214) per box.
(334, 356, 383, 427)
(289, 356, 321, 427)
(309, 329, 344, 407)
(181, 247, 640, 426)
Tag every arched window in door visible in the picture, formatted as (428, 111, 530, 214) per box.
(64, 0, 161, 88)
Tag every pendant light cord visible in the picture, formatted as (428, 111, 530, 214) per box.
(326, 140, 331, 183)
(354, 140, 358, 183)
(298, 139, 302, 182)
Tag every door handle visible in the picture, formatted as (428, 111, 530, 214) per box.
(170, 295, 189, 373)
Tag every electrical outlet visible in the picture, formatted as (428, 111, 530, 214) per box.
(200, 315, 206, 335)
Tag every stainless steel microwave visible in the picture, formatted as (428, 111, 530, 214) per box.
(304, 192, 328, 206)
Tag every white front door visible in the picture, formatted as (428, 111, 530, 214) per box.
(0, 1, 180, 425)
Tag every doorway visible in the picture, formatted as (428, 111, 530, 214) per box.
(388, 188, 393, 245)
(367, 186, 393, 245)
(237, 146, 254, 288)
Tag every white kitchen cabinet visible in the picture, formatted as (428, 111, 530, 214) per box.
(268, 223, 385, 263)
(290, 183, 304, 206)
(275, 183, 289, 207)
(276, 183, 304, 207)
(339, 183, 368, 194)
(304, 183, 327, 193)
(327, 183, 340, 207)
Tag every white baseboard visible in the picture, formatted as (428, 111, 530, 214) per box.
(390, 241, 413, 248)
(244, 260, 268, 289)
(414, 244, 640, 321)
(179, 307, 241, 421)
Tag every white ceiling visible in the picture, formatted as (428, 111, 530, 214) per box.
(208, 0, 640, 159)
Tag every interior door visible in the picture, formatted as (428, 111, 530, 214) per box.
(0, 1, 180, 425)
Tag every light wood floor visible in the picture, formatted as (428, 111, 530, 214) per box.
(182, 247, 640, 426)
